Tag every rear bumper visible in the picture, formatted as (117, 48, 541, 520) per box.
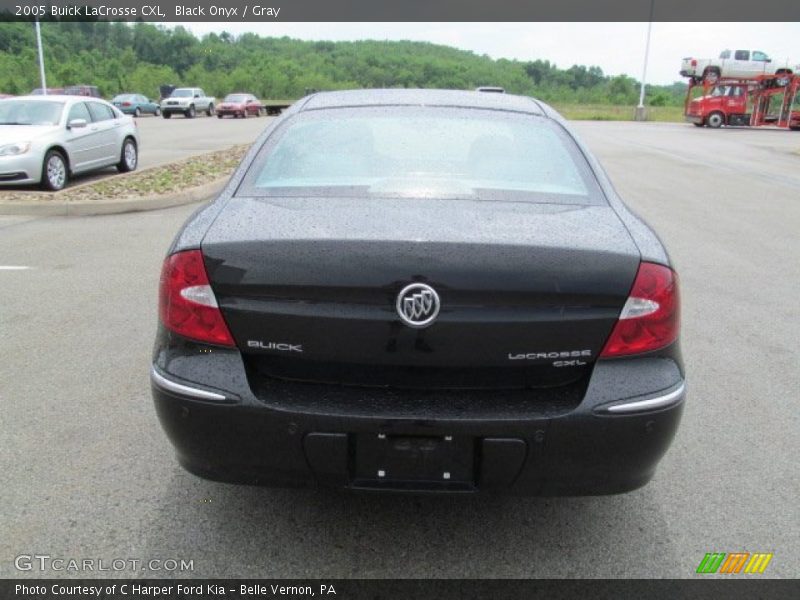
(151, 342, 685, 496)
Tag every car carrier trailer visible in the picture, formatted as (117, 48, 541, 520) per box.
(684, 74, 800, 130)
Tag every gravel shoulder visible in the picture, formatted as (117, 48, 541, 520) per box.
(0, 145, 249, 215)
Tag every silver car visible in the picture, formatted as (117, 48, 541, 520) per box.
(0, 95, 139, 191)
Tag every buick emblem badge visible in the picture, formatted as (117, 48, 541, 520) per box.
(396, 283, 440, 328)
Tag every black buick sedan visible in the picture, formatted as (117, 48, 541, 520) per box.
(152, 89, 684, 495)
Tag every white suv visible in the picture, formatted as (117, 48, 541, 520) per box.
(160, 88, 215, 119)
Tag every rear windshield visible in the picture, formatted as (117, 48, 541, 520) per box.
(237, 106, 605, 205)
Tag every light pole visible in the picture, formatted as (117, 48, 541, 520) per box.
(635, 0, 655, 121)
(35, 19, 47, 95)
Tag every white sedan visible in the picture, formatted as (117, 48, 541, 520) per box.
(0, 95, 139, 191)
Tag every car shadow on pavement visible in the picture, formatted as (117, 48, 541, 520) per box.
(141, 467, 683, 578)
(0, 167, 119, 192)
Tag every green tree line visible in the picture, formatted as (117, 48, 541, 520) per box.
(0, 21, 686, 105)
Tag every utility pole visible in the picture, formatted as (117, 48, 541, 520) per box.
(35, 19, 47, 95)
(635, 0, 655, 121)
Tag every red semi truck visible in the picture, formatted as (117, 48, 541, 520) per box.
(685, 84, 748, 128)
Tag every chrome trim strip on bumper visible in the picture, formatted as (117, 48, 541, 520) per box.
(603, 383, 686, 415)
(150, 366, 227, 402)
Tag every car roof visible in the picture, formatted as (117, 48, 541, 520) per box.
(300, 89, 547, 116)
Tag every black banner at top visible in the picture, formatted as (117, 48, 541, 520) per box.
(1, 0, 800, 22)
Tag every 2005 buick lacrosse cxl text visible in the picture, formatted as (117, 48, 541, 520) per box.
(151, 89, 684, 496)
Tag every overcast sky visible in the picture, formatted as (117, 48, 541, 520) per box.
(175, 22, 800, 85)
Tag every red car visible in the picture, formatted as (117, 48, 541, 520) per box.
(30, 87, 65, 95)
(685, 84, 748, 128)
(216, 93, 263, 118)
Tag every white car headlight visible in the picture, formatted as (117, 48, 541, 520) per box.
(0, 142, 31, 156)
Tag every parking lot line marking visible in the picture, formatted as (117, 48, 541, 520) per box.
(0, 266, 31, 270)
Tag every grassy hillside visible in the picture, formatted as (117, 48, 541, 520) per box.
(0, 21, 686, 114)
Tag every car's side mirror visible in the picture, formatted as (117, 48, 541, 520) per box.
(194, 94, 200, 98)
(67, 118, 87, 129)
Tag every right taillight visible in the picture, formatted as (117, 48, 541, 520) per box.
(600, 262, 680, 358)
(158, 249, 235, 347)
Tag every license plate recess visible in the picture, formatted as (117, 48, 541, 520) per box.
(352, 433, 475, 490)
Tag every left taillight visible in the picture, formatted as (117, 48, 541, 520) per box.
(158, 249, 235, 347)
(600, 262, 679, 358)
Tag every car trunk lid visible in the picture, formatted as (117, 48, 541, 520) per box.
(201, 196, 640, 390)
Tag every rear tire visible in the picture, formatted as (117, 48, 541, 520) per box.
(706, 111, 725, 128)
(117, 138, 138, 173)
(40, 149, 68, 191)
(217, 113, 223, 119)
(206, 104, 214, 117)
(134, 107, 141, 118)
(163, 112, 171, 119)
(154, 107, 161, 117)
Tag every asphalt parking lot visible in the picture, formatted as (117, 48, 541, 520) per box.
(0, 121, 797, 578)
(134, 113, 274, 169)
